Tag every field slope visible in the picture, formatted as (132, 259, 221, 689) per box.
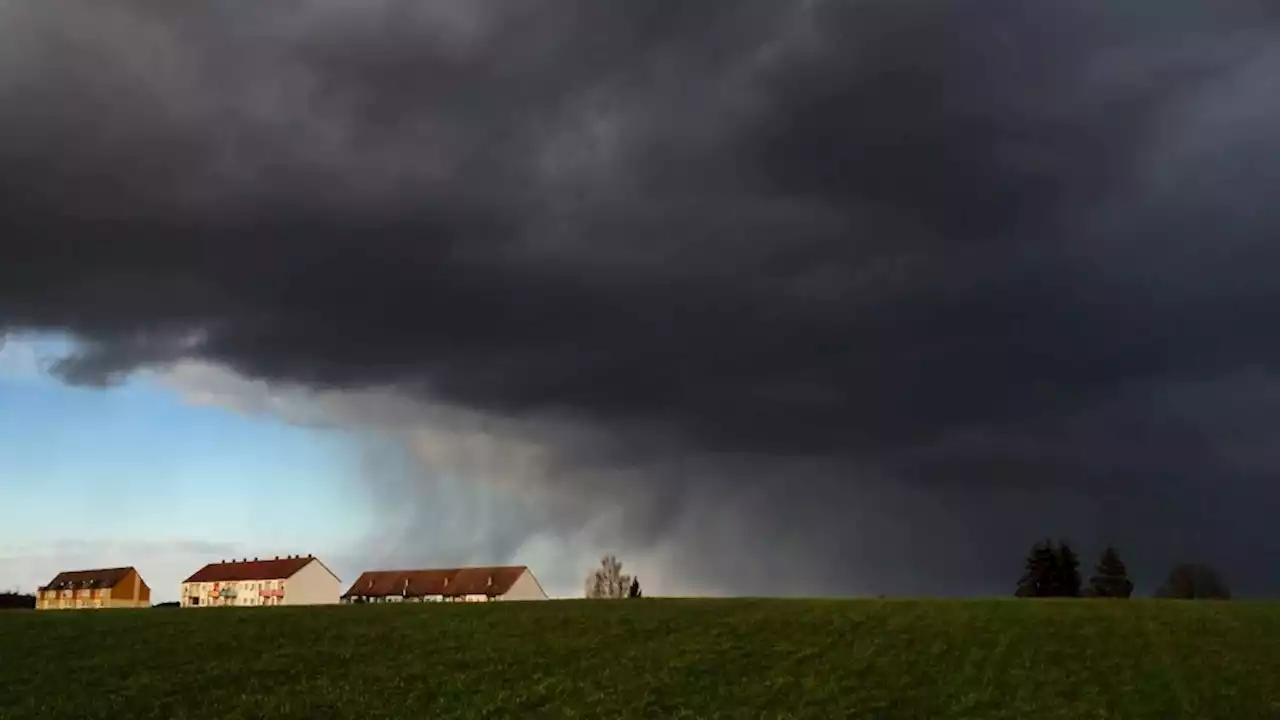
(2, 598, 1278, 719)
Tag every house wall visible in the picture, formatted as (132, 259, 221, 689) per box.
(282, 559, 340, 606)
(104, 569, 149, 608)
(225, 578, 279, 607)
(502, 570, 549, 601)
(35, 591, 146, 610)
(181, 581, 219, 608)
(181, 579, 289, 608)
(35, 590, 59, 610)
(109, 568, 150, 605)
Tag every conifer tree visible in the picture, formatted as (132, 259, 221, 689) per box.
(1016, 538, 1082, 597)
(1089, 545, 1134, 598)
(1053, 541, 1083, 597)
(1016, 540, 1054, 597)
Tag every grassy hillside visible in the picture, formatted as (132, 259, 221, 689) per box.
(1, 598, 1277, 719)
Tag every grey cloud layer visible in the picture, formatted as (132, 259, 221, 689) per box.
(5, 0, 1280, 595)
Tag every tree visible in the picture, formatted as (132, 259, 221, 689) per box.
(1016, 538, 1082, 597)
(0, 591, 35, 610)
(1016, 540, 1053, 597)
(1156, 563, 1231, 600)
(1089, 545, 1134, 598)
(585, 554, 631, 599)
(1051, 540, 1083, 597)
(628, 577, 642, 598)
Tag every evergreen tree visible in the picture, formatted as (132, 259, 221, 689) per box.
(628, 577, 642, 598)
(1052, 541, 1083, 597)
(1016, 540, 1052, 597)
(1089, 545, 1134, 598)
(1016, 538, 1081, 597)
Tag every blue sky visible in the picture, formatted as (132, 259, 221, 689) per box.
(0, 334, 378, 600)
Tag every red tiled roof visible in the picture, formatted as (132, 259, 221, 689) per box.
(40, 567, 136, 591)
(342, 566, 529, 598)
(183, 556, 317, 584)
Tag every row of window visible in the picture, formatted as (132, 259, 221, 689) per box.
(183, 595, 283, 607)
(37, 599, 104, 609)
(189, 580, 283, 592)
(343, 595, 492, 604)
(39, 589, 107, 599)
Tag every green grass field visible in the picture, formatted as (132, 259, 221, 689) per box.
(2, 598, 1278, 719)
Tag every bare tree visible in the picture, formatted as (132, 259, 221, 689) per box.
(584, 554, 631, 599)
(1156, 563, 1231, 600)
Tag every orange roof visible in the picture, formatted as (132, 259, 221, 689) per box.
(342, 566, 529, 598)
(40, 567, 136, 591)
(184, 555, 318, 583)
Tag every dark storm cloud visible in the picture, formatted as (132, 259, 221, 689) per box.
(5, 0, 1280, 595)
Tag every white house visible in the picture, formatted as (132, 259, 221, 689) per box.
(340, 565, 548, 603)
(181, 554, 340, 608)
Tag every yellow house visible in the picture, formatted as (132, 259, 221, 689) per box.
(36, 567, 151, 610)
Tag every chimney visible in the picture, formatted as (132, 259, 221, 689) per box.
(274, 556, 280, 560)
(253, 557, 258, 562)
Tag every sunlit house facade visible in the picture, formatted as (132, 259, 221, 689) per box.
(181, 555, 340, 607)
(36, 567, 151, 610)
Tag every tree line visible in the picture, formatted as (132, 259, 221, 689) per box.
(1016, 539, 1232, 599)
(0, 590, 36, 610)
(585, 545, 1235, 600)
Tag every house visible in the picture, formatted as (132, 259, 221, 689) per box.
(340, 565, 548, 603)
(36, 567, 150, 610)
(181, 554, 340, 608)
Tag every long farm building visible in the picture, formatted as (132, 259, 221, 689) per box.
(341, 566, 548, 603)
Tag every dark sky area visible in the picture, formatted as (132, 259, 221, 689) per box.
(3, 0, 1280, 596)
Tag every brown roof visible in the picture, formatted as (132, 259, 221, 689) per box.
(342, 566, 529, 598)
(183, 555, 319, 584)
(40, 567, 135, 591)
